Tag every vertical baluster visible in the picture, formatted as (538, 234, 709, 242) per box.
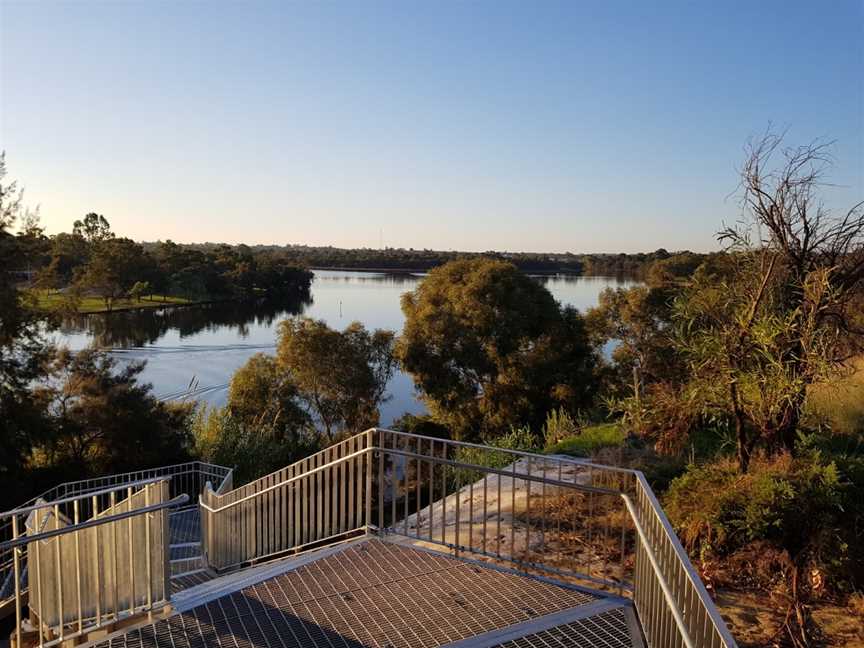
(12, 515, 21, 648)
(454, 467, 461, 554)
(378, 434, 385, 532)
(315, 453, 322, 541)
(468, 471, 474, 552)
(73, 500, 82, 633)
(144, 486, 153, 620)
(496, 465, 502, 558)
(403, 436, 410, 536)
(587, 475, 594, 577)
(525, 458, 531, 566)
(510, 462, 516, 562)
(556, 463, 563, 567)
(619, 498, 627, 595)
(110, 491, 118, 622)
(440, 444, 446, 545)
(292, 465, 299, 548)
(428, 440, 434, 541)
(53, 503, 64, 642)
(347, 438, 355, 532)
(325, 447, 332, 539)
(303, 462, 309, 545)
(34, 508, 44, 648)
(365, 430, 373, 531)
(414, 437, 421, 540)
(92, 495, 101, 626)
(127, 487, 134, 616)
(390, 438, 396, 532)
(482, 473, 488, 555)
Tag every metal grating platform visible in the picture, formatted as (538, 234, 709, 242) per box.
(170, 570, 216, 596)
(492, 608, 636, 647)
(94, 539, 641, 648)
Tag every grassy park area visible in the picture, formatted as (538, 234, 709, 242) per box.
(30, 289, 193, 314)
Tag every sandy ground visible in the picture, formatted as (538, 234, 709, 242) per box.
(388, 455, 629, 588)
(714, 589, 864, 648)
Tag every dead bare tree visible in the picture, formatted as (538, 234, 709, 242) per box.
(721, 130, 864, 454)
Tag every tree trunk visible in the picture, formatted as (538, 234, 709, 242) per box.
(730, 379, 751, 473)
(777, 387, 806, 455)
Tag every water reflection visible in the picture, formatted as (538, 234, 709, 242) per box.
(58, 292, 312, 349)
(53, 271, 639, 423)
(313, 271, 426, 285)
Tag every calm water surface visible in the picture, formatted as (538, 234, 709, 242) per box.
(56, 271, 638, 425)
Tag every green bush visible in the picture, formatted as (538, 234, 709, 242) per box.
(541, 407, 580, 447)
(391, 412, 451, 440)
(448, 426, 538, 485)
(545, 423, 625, 457)
(192, 405, 320, 484)
(663, 450, 858, 593)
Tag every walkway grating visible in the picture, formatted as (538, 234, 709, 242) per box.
(169, 508, 201, 545)
(491, 608, 636, 648)
(93, 539, 639, 648)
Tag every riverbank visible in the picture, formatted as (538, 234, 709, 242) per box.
(310, 265, 592, 276)
(30, 290, 194, 314)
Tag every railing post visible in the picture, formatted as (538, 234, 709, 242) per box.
(12, 515, 21, 648)
(365, 429, 374, 533)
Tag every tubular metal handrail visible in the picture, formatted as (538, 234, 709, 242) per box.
(0, 461, 232, 645)
(206, 435, 360, 506)
(197, 427, 736, 648)
(1, 495, 189, 552)
(201, 448, 371, 512)
(5, 480, 187, 648)
(4, 429, 736, 648)
(0, 477, 169, 519)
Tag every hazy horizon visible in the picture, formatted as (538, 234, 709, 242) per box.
(1, 0, 862, 253)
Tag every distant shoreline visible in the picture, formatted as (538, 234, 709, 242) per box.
(309, 265, 587, 276)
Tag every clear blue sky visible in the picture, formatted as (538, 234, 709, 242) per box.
(1, 1, 861, 253)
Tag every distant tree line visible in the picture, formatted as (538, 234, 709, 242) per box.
(146, 242, 692, 278)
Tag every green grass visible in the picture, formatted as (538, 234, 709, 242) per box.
(545, 422, 626, 457)
(806, 357, 864, 437)
(29, 290, 192, 314)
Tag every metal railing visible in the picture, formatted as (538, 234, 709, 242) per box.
(200, 428, 737, 648)
(200, 432, 373, 570)
(2, 431, 736, 648)
(1, 479, 189, 648)
(0, 462, 232, 628)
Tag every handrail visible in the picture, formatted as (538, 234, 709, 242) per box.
(206, 436, 358, 504)
(0, 477, 169, 518)
(621, 493, 695, 648)
(633, 472, 739, 648)
(48, 461, 227, 491)
(201, 448, 371, 512)
(1, 494, 189, 551)
(381, 428, 640, 477)
(378, 446, 623, 497)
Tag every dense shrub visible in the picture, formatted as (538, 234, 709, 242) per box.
(391, 412, 451, 440)
(541, 407, 580, 447)
(664, 450, 858, 595)
(448, 426, 538, 486)
(192, 406, 320, 484)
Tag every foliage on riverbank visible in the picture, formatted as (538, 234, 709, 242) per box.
(15, 210, 313, 311)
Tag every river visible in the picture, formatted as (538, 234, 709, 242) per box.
(54, 270, 638, 425)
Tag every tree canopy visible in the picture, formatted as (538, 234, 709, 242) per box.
(277, 317, 396, 438)
(397, 258, 598, 440)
